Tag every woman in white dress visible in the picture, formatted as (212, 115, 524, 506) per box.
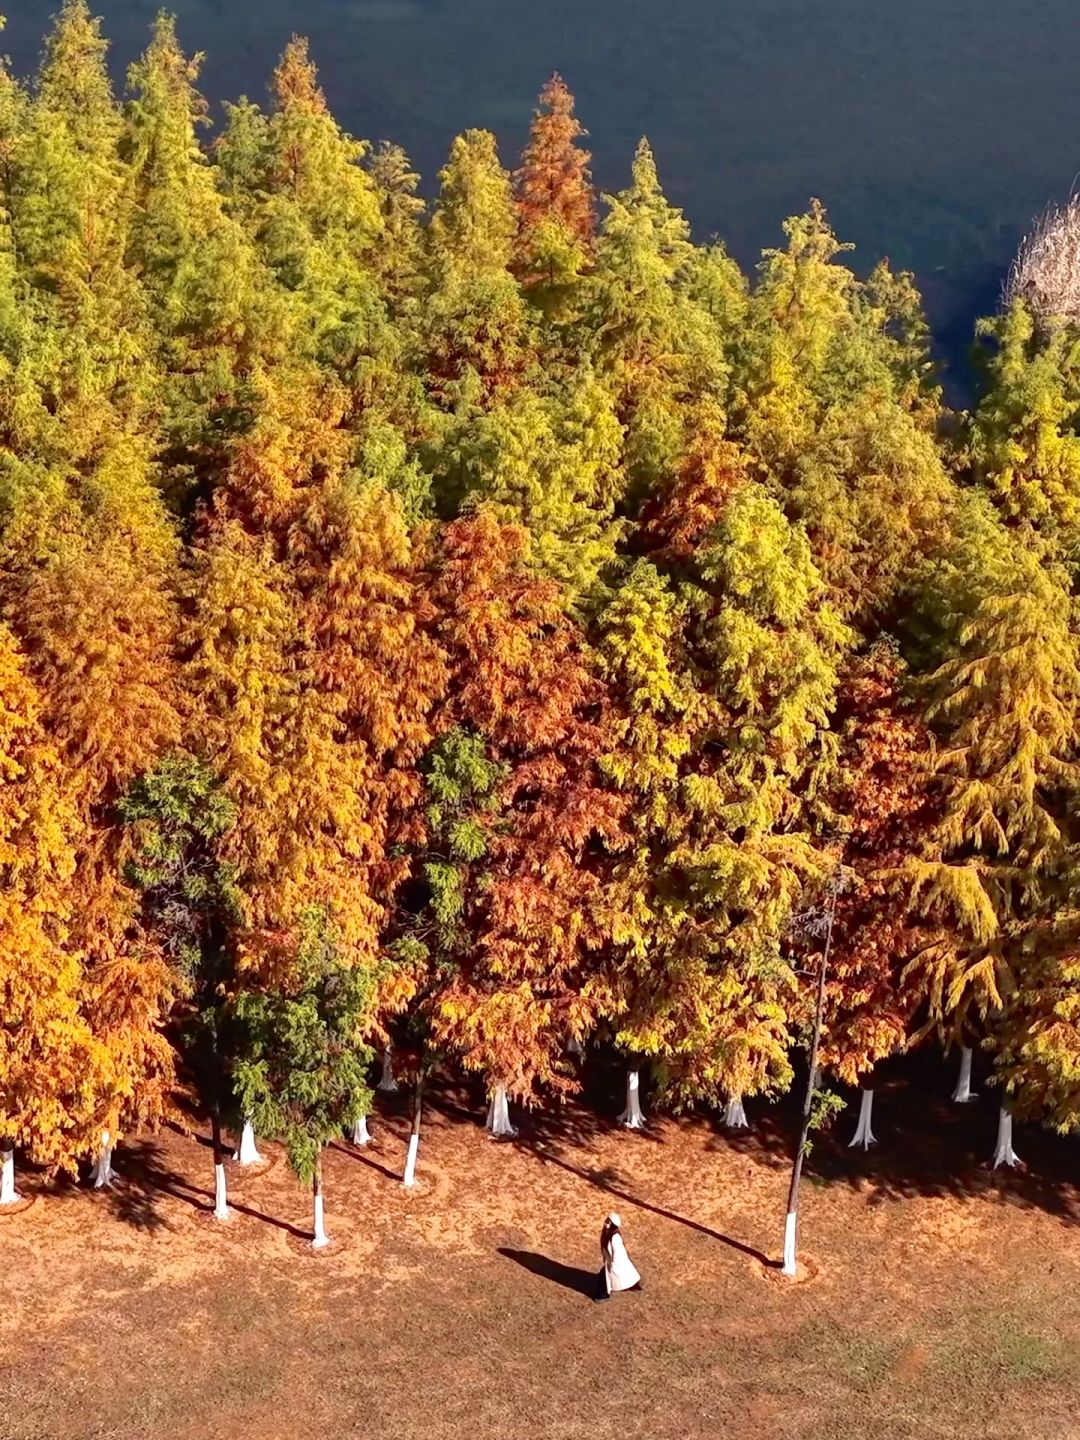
(595, 1212, 643, 1300)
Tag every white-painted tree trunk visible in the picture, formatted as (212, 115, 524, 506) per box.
(213, 1162, 229, 1221)
(233, 1119, 264, 1166)
(0, 1150, 18, 1207)
(811, 1064, 823, 1091)
(312, 1192, 329, 1248)
(402, 1133, 420, 1188)
(485, 1085, 517, 1138)
(952, 1046, 976, 1103)
(90, 1131, 115, 1189)
(993, 1105, 1021, 1168)
(350, 1114, 371, 1146)
(781, 1210, 798, 1276)
(848, 1088, 877, 1149)
(723, 1095, 749, 1129)
(377, 1047, 399, 1093)
(619, 1067, 646, 1129)
(567, 1034, 585, 1057)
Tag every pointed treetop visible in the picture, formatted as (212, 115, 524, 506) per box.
(272, 35, 328, 116)
(631, 137, 659, 195)
(431, 128, 516, 276)
(36, 0, 116, 124)
(128, 11, 209, 131)
(540, 72, 574, 116)
(515, 72, 595, 253)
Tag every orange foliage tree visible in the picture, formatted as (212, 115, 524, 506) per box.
(514, 74, 596, 296)
(0, 622, 102, 1187)
(398, 511, 625, 1112)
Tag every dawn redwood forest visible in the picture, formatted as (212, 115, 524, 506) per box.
(4, 0, 1080, 1275)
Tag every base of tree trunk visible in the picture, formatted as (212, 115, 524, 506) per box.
(993, 1106, 1021, 1169)
(485, 1086, 517, 1138)
(848, 1088, 877, 1149)
(213, 1162, 230, 1221)
(377, 1049, 399, 1093)
(312, 1192, 329, 1248)
(233, 1121, 264, 1166)
(724, 1095, 749, 1129)
(350, 1114, 371, 1146)
(0, 1150, 20, 1208)
(402, 1133, 420, 1188)
(619, 1068, 646, 1129)
(90, 1133, 115, 1189)
(781, 1211, 797, 1276)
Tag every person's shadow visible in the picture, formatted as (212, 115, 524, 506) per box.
(498, 1247, 597, 1299)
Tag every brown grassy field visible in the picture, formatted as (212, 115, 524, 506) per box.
(2, 1055, 1079, 1440)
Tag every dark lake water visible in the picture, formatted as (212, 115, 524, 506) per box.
(8, 0, 1080, 385)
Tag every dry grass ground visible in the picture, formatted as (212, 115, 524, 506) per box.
(2, 1054, 1079, 1440)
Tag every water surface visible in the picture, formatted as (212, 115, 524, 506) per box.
(8, 0, 1080, 382)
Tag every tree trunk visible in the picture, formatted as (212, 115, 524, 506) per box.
(619, 1067, 646, 1129)
(993, 1105, 1021, 1169)
(952, 1046, 976, 1103)
(211, 1110, 229, 1222)
(403, 1076, 423, 1187)
(0, 1149, 18, 1207)
(312, 1150, 329, 1248)
(90, 1129, 115, 1188)
(233, 1118, 263, 1166)
(377, 1045, 399, 1093)
(350, 1113, 371, 1146)
(723, 1095, 749, 1129)
(485, 1085, 517, 1138)
(848, 1088, 877, 1149)
(567, 1034, 585, 1058)
(783, 883, 838, 1278)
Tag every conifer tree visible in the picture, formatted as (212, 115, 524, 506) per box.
(120, 754, 244, 1220)
(123, 13, 270, 507)
(813, 644, 937, 1146)
(734, 203, 952, 624)
(0, 10, 185, 1166)
(13, 0, 127, 292)
(399, 512, 624, 1109)
(256, 39, 417, 478)
(257, 36, 384, 346)
(0, 620, 101, 1198)
(968, 298, 1080, 569)
(599, 479, 848, 1116)
(514, 74, 595, 307)
(186, 370, 444, 1010)
(903, 495, 1080, 1100)
(446, 374, 624, 605)
(367, 140, 427, 315)
(584, 139, 736, 497)
(424, 130, 532, 409)
(235, 909, 380, 1247)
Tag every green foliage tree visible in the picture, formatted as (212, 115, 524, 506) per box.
(120, 752, 244, 1218)
(424, 129, 533, 411)
(235, 909, 380, 1246)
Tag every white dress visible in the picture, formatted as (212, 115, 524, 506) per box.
(602, 1231, 641, 1294)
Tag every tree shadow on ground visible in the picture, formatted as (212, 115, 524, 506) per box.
(702, 1049, 1080, 1223)
(423, 1060, 665, 1152)
(328, 1139, 400, 1184)
(528, 1146, 774, 1265)
(497, 1247, 598, 1298)
(98, 1137, 312, 1238)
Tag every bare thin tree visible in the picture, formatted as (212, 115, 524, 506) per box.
(1005, 194, 1080, 323)
(782, 863, 851, 1277)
